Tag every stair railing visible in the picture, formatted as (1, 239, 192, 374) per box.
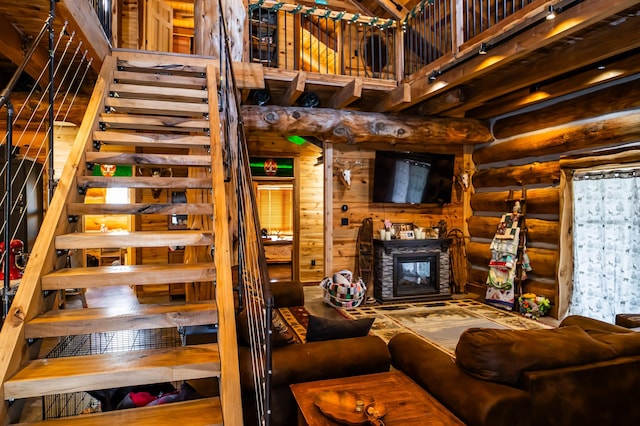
(0, 0, 97, 326)
(218, 3, 273, 425)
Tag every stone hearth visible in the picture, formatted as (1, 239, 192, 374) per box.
(373, 238, 452, 303)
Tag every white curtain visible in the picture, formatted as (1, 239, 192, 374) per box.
(568, 169, 640, 322)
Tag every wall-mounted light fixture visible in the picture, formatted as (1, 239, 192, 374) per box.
(478, 42, 489, 55)
(546, 5, 556, 20)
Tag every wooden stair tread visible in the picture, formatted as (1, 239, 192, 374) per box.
(105, 98, 209, 116)
(25, 301, 217, 339)
(42, 262, 215, 289)
(113, 69, 207, 89)
(12, 397, 222, 426)
(115, 59, 207, 76)
(99, 113, 209, 132)
(93, 130, 210, 147)
(77, 176, 211, 189)
(67, 202, 213, 215)
(110, 83, 207, 102)
(4, 344, 220, 399)
(85, 152, 211, 166)
(55, 231, 213, 249)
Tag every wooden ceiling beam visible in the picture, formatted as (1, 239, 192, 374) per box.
(436, 14, 640, 117)
(330, 78, 363, 109)
(376, 0, 640, 112)
(467, 51, 640, 120)
(241, 105, 493, 147)
(491, 76, 640, 139)
(281, 72, 307, 106)
(370, 0, 409, 20)
(0, 12, 50, 87)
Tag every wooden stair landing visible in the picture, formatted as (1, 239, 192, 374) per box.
(13, 398, 223, 426)
(4, 344, 220, 399)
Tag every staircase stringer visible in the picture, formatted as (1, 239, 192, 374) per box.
(0, 56, 116, 426)
(206, 65, 243, 426)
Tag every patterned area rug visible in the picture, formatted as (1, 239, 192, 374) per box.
(339, 299, 551, 357)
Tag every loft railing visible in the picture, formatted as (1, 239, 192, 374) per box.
(88, 0, 113, 43)
(402, 0, 547, 78)
(248, 0, 551, 81)
(248, 1, 398, 80)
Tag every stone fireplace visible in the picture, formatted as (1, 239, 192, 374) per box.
(373, 239, 452, 303)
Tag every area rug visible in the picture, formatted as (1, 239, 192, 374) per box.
(339, 299, 551, 357)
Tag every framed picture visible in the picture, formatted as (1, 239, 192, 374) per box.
(399, 230, 415, 240)
(392, 222, 414, 235)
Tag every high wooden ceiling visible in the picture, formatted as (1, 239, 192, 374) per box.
(1, 0, 639, 141)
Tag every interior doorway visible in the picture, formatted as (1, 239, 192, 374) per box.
(254, 181, 295, 282)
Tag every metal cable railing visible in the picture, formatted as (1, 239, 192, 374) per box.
(1, 2, 95, 324)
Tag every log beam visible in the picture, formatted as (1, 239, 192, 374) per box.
(473, 109, 640, 165)
(473, 162, 560, 188)
(491, 76, 640, 139)
(470, 188, 559, 216)
(241, 105, 493, 147)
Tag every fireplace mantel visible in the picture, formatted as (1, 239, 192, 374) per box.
(373, 238, 452, 303)
(373, 238, 451, 254)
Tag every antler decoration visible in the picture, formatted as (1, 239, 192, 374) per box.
(335, 159, 363, 190)
(138, 167, 173, 199)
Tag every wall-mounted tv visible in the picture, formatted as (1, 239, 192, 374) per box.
(372, 151, 456, 205)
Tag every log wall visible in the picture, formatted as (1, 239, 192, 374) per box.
(331, 148, 465, 276)
(469, 83, 640, 318)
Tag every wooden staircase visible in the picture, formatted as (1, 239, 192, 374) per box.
(0, 50, 242, 425)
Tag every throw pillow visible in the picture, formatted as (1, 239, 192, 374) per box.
(236, 304, 296, 347)
(306, 314, 374, 342)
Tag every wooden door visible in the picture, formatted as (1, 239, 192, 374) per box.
(145, 0, 173, 52)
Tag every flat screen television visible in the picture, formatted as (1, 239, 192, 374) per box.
(372, 151, 456, 205)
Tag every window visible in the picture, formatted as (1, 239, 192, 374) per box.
(256, 183, 293, 238)
(566, 167, 640, 322)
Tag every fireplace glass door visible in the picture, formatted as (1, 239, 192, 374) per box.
(393, 254, 438, 298)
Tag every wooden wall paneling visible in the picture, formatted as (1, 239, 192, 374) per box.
(298, 148, 325, 283)
(278, 10, 295, 69)
(119, 0, 140, 49)
(330, 148, 465, 276)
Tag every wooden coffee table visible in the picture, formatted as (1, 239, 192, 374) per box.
(290, 370, 464, 425)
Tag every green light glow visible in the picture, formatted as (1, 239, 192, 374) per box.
(287, 135, 307, 145)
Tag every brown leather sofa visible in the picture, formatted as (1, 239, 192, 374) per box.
(238, 281, 391, 426)
(388, 315, 640, 426)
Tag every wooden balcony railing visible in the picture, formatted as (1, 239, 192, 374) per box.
(249, 0, 552, 82)
(248, 1, 399, 80)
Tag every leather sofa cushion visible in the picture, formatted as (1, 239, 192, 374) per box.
(455, 326, 619, 385)
(585, 329, 640, 356)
